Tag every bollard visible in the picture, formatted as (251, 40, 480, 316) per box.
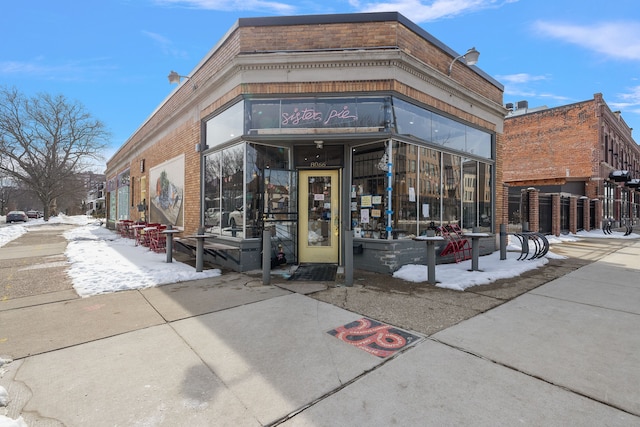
(471, 236, 480, 271)
(426, 230, 437, 285)
(166, 224, 174, 263)
(262, 229, 271, 285)
(195, 226, 205, 273)
(465, 230, 489, 272)
(500, 224, 507, 260)
(415, 230, 442, 285)
(344, 231, 354, 287)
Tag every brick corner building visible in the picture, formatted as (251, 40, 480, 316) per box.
(105, 12, 505, 273)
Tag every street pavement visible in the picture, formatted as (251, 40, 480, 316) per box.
(0, 224, 639, 426)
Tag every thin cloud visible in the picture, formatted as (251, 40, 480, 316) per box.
(0, 58, 116, 81)
(496, 73, 549, 85)
(141, 30, 189, 58)
(533, 20, 640, 61)
(153, 0, 295, 14)
(610, 85, 640, 113)
(497, 73, 569, 104)
(351, 0, 518, 23)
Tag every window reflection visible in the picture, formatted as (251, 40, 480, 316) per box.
(351, 142, 388, 238)
(203, 144, 244, 236)
(462, 158, 477, 229)
(246, 143, 292, 239)
(418, 147, 441, 235)
(351, 141, 492, 239)
(394, 98, 492, 159)
(442, 153, 461, 225)
(393, 141, 417, 235)
(205, 143, 291, 239)
(478, 163, 492, 231)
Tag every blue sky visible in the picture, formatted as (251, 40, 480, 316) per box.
(3, 0, 640, 167)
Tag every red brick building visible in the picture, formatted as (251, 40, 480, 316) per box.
(502, 94, 640, 234)
(105, 12, 505, 273)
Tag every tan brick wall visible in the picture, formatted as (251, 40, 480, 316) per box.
(124, 119, 200, 233)
(241, 20, 501, 101)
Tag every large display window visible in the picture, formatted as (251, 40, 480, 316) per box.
(204, 142, 291, 239)
(351, 140, 493, 239)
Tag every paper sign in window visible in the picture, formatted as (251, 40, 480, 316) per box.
(361, 209, 370, 223)
(422, 203, 430, 218)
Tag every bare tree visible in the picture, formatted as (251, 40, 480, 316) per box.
(0, 86, 110, 220)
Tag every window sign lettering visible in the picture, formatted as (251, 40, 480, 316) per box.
(281, 104, 358, 127)
(248, 97, 387, 131)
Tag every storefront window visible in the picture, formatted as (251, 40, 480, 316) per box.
(478, 162, 492, 231)
(418, 147, 441, 235)
(203, 144, 243, 237)
(205, 142, 292, 239)
(205, 101, 244, 149)
(246, 143, 292, 239)
(466, 126, 492, 158)
(394, 98, 493, 159)
(204, 152, 223, 230)
(222, 145, 244, 234)
(394, 99, 433, 141)
(117, 170, 130, 220)
(442, 153, 461, 225)
(462, 158, 477, 229)
(393, 141, 418, 236)
(351, 142, 388, 238)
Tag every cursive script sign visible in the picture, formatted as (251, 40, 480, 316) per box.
(281, 104, 358, 127)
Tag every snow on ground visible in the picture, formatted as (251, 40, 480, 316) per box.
(0, 214, 638, 296)
(0, 214, 221, 297)
(391, 228, 638, 290)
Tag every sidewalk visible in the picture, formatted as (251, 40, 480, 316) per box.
(1, 229, 639, 426)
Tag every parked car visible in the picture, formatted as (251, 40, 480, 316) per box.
(204, 208, 222, 226)
(228, 206, 244, 228)
(6, 211, 28, 223)
(26, 210, 43, 218)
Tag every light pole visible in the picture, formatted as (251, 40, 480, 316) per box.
(447, 47, 480, 76)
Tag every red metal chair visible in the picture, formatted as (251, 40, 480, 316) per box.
(149, 225, 167, 253)
(438, 224, 472, 263)
(119, 220, 134, 238)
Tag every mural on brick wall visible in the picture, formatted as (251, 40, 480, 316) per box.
(149, 155, 184, 227)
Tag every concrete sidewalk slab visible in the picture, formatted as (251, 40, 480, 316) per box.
(432, 293, 640, 416)
(141, 274, 291, 322)
(531, 272, 640, 314)
(10, 324, 261, 427)
(312, 285, 486, 336)
(172, 293, 423, 425)
(280, 340, 638, 426)
(0, 289, 78, 312)
(0, 242, 69, 260)
(0, 290, 165, 359)
(559, 261, 639, 283)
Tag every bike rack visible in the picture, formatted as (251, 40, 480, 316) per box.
(509, 232, 549, 260)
